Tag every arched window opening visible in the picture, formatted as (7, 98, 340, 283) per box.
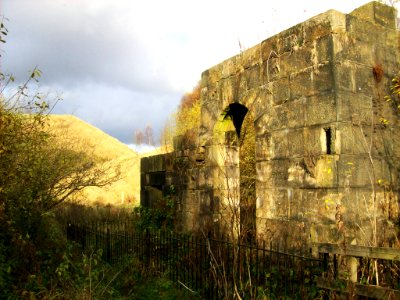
(223, 103, 248, 137)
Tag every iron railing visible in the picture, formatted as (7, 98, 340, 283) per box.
(66, 222, 325, 299)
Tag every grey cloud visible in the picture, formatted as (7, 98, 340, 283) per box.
(2, 0, 174, 93)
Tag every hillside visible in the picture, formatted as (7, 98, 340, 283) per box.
(46, 115, 140, 206)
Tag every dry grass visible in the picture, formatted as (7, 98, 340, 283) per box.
(46, 114, 140, 206)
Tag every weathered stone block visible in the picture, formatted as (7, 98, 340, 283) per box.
(333, 35, 375, 66)
(219, 77, 236, 106)
(197, 189, 213, 210)
(337, 154, 378, 187)
(201, 110, 217, 140)
(287, 160, 306, 187)
(303, 126, 324, 156)
(336, 123, 365, 155)
(289, 69, 313, 99)
(302, 189, 329, 221)
(253, 110, 270, 137)
(203, 84, 220, 106)
(221, 55, 241, 78)
(164, 154, 174, 169)
(287, 128, 304, 157)
(346, 14, 382, 42)
(262, 56, 284, 83)
(316, 35, 333, 63)
(278, 25, 306, 53)
(286, 97, 306, 129)
(314, 155, 338, 188)
(270, 130, 288, 158)
(257, 159, 289, 188)
(255, 133, 271, 161)
(183, 168, 196, 190)
(241, 43, 263, 69)
(260, 35, 280, 65)
(268, 103, 291, 131)
(286, 188, 304, 220)
(237, 71, 249, 96)
(289, 63, 334, 100)
(304, 93, 336, 126)
(242, 65, 262, 91)
(181, 190, 199, 213)
(257, 188, 289, 220)
(305, 18, 334, 42)
(196, 167, 211, 188)
(202, 64, 223, 86)
(378, 44, 400, 77)
(350, 1, 397, 29)
(273, 189, 290, 219)
(313, 63, 335, 93)
(239, 88, 259, 111)
(377, 29, 400, 73)
(336, 91, 373, 124)
(354, 65, 375, 96)
(142, 154, 166, 172)
(143, 186, 163, 208)
(281, 46, 314, 74)
(334, 61, 355, 92)
(256, 161, 273, 187)
(373, 2, 397, 28)
(140, 157, 148, 173)
(271, 77, 290, 105)
(180, 211, 196, 231)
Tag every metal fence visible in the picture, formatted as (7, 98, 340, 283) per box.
(66, 222, 325, 299)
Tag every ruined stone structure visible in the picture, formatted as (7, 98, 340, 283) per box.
(142, 2, 400, 248)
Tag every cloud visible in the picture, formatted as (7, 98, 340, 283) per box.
(2, 0, 176, 93)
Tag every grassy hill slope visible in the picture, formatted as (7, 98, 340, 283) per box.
(47, 115, 140, 206)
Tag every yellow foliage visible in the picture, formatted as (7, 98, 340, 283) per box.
(161, 84, 201, 147)
(175, 100, 201, 136)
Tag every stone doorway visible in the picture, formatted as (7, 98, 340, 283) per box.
(238, 108, 256, 242)
(213, 103, 256, 240)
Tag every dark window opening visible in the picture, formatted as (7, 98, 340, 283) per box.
(324, 127, 332, 154)
(223, 103, 248, 137)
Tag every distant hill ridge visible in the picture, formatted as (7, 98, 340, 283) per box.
(46, 114, 140, 206)
(47, 114, 138, 159)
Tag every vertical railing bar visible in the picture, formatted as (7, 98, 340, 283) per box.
(284, 252, 287, 298)
(334, 254, 338, 279)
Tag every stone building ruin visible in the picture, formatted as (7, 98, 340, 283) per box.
(141, 2, 400, 248)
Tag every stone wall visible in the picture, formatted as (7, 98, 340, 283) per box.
(141, 2, 400, 248)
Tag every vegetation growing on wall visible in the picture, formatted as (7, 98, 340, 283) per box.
(161, 84, 201, 148)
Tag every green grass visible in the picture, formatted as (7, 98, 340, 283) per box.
(132, 277, 199, 300)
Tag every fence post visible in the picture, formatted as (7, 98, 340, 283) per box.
(145, 228, 150, 267)
(348, 239, 358, 283)
(106, 226, 111, 263)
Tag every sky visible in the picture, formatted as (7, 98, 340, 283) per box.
(0, 0, 386, 146)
